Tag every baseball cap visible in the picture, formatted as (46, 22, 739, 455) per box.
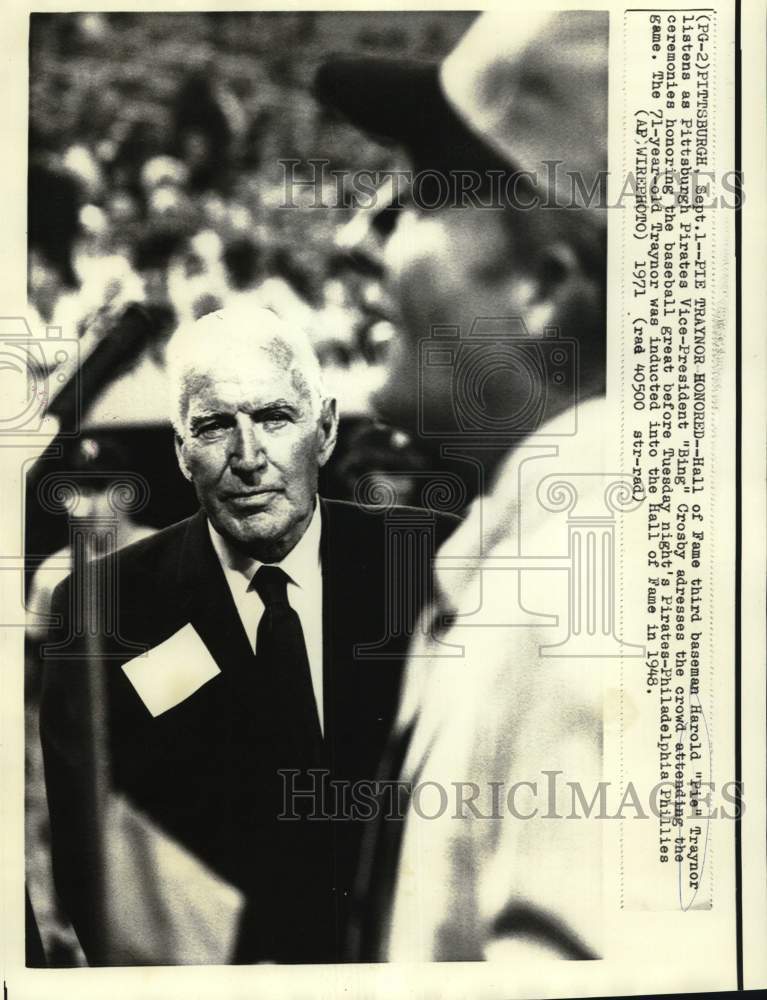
(315, 10, 608, 211)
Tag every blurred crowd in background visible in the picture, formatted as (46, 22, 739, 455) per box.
(26, 11, 475, 963)
(28, 11, 475, 529)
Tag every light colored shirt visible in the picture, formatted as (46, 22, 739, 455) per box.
(385, 398, 610, 962)
(208, 502, 324, 733)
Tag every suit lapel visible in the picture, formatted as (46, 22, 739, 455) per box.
(173, 509, 256, 676)
(168, 504, 399, 772)
(170, 510, 311, 763)
(319, 499, 337, 748)
(320, 500, 395, 772)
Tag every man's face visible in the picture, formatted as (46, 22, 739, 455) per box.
(352, 202, 525, 433)
(176, 350, 337, 560)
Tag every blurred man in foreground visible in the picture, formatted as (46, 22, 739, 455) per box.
(40, 304, 457, 965)
(317, 10, 613, 960)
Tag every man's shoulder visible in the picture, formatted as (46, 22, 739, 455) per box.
(112, 514, 194, 566)
(102, 513, 199, 579)
(51, 513, 199, 607)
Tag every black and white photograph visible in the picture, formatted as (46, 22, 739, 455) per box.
(1, 1, 764, 998)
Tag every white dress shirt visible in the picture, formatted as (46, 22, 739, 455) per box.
(208, 502, 324, 733)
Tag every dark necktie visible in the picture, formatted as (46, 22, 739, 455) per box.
(250, 564, 323, 768)
(237, 564, 332, 963)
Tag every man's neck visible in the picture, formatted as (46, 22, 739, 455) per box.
(209, 503, 319, 568)
(242, 519, 311, 564)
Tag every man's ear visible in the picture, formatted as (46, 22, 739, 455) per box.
(535, 243, 581, 303)
(510, 242, 585, 334)
(174, 434, 193, 482)
(317, 398, 339, 468)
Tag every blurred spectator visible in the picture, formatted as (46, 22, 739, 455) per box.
(167, 230, 227, 323)
(220, 239, 319, 334)
(28, 249, 82, 332)
(133, 227, 187, 306)
(270, 245, 323, 308)
(111, 113, 172, 196)
(171, 67, 233, 193)
(61, 143, 104, 201)
(140, 154, 189, 192)
(337, 422, 430, 508)
(28, 163, 82, 296)
(222, 235, 265, 292)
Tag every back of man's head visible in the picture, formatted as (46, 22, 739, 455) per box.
(317, 10, 609, 390)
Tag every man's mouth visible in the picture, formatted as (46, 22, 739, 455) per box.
(224, 489, 281, 510)
(361, 283, 399, 327)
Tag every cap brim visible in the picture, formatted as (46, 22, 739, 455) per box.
(314, 55, 510, 175)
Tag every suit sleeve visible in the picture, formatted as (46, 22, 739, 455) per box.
(39, 576, 105, 964)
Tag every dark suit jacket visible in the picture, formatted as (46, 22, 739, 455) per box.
(40, 498, 458, 966)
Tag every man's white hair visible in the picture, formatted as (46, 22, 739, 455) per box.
(166, 303, 326, 435)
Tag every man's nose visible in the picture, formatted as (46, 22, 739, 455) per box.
(230, 416, 266, 474)
(334, 177, 403, 276)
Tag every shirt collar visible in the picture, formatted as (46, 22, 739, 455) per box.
(208, 500, 322, 592)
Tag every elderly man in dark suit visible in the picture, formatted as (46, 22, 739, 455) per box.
(40, 304, 458, 966)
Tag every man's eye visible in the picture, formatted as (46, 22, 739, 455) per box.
(195, 421, 229, 439)
(372, 201, 404, 239)
(261, 411, 292, 429)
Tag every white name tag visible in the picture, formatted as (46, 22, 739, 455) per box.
(122, 622, 221, 718)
